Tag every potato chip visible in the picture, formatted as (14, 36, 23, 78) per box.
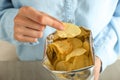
(77, 27, 89, 38)
(68, 38, 82, 49)
(46, 45, 56, 64)
(46, 39, 73, 65)
(66, 48, 86, 61)
(71, 55, 88, 70)
(67, 57, 75, 63)
(55, 61, 72, 71)
(52, 32, 60, 41)
(83, 39, 90, 51)
(51, 39, 72, 55)
(53, 59, 61, 67)
(56, 23, 81, 38)
(84, 55, 90, 66)
(44, 59, 54, 70)
(83, 39, 90, 56)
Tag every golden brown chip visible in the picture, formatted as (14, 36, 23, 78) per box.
(66, 48, 86, 61)
(68, 38, 82, 49)
(55, 61, 72, 71)
(52, 32, 60, 41)
(46, 45, 56, 64)
(51, 39, 73, 55)
(44, 59, 54, 70)
(77, 27, 90, 38)
(56, 23, 81, 38)
(67, 57, 75, 63)
(83, 39, 90, 56)
(70, 55, 84, 70)
(71, 55, 89, 70)
(84, 55, 90, 67)
(83, 39, 90, 51)
(46, 39, 73, 65)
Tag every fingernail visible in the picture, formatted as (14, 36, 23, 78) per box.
(57, 22, 64, 30)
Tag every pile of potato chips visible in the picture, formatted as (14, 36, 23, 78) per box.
(45, 23, 94, 71)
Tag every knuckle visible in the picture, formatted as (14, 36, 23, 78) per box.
(14, 34, 21, 41)
(14, 15, 19, 23)
(14, 15, 22, 24)
(19, 6, 33, 15)
(39, 26, 45, 31)
(38, 15, 45, 24)
(20, 6, 31, 12)
(37, 32, 43, 38)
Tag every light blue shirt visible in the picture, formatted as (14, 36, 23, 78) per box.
(0, 0, 120, 71)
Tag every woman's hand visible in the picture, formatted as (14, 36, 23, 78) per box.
(14, 6, 64, 42)
(94, 56, 102, 80)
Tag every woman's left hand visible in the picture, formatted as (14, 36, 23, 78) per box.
(94, 56, 102, 80)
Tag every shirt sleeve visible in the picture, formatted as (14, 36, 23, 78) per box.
(0, 0, 19, 43)
(94, 1, 120, 71)
(0, 0, 45, 61)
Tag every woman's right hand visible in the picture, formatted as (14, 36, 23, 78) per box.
(14, 6, 64, 42)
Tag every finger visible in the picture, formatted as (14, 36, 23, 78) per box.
(19, 6, 64, 30)
(21, 26, 43, 38)
(15, 14, 45, 31)
(27, 25, 45, 31)
(14, 34, 37, 42)
(14, 23, 43, 38)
